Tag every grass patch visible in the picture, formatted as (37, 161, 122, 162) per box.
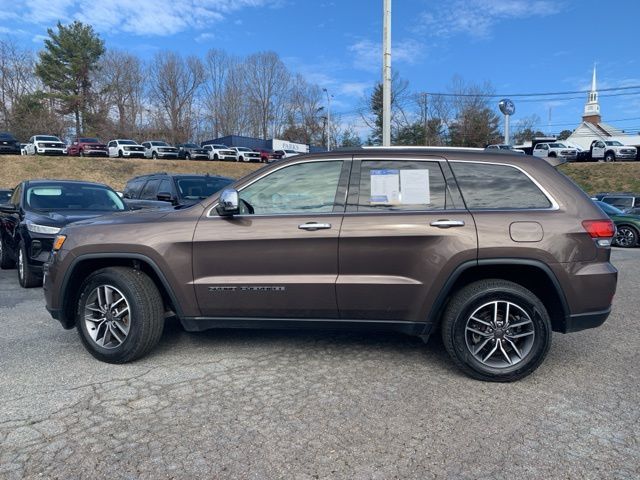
(1, 155, 639, 196)
(559, 162, 640, 195)
(0, 155, 262, 190)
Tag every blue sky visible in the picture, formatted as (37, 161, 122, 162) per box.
(3, 0, 640, 138)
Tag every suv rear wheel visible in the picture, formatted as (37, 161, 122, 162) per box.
(614, 225, 638, 248)
(441, 279, 551, 382)
(76, 267, 165, 363)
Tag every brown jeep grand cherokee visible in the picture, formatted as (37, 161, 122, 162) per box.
(43, 147, 618, 381)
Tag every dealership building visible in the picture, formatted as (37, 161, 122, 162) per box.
(202, 135, 325, 154)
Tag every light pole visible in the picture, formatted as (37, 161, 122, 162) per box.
(382, 0, 392, 146)
(322, 88, 332, 151)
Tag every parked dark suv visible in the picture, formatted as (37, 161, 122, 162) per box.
(122, 172, 234, 209)
(1, 180, 126, 287)
(43, 147, 617, 381)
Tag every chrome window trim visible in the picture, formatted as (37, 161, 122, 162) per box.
(448, 159, 560, 211)
(206, 156, 560, 218)
(206, 157, 350, 218)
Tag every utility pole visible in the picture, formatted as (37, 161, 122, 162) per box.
(323, 88, 332, 151)
(382, 0, 391, 146)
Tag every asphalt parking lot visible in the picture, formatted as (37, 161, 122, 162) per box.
(1, 249, 639, 479)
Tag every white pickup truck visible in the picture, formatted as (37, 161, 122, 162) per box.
(532, 142, 578, 161)
(590, 140, 637, 162)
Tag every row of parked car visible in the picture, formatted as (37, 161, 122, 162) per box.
(0, 131, 302, 162)
(0, 172, 235, 288)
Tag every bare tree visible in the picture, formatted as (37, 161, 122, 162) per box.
(243, 52, 290, 139)
(0, 39, 37, 132)
(98, 50, 146, 138)
(148, 51, 205, 143)
(281, 74, 324, 145)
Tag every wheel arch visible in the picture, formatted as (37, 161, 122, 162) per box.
(59, 253, 183, 328)
(428, 259, 570, 334)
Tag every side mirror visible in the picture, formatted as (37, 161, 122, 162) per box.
(0, 203, 17, 213)
(216, 189, 239, 216)
(157, 191, 174, 203)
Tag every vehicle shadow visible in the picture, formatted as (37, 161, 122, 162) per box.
(154, 316, 454, 372)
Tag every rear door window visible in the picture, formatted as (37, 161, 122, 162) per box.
(139, 179, 161, 200)
(123, 179, 146, 199)
(602, 197, 633, 208)
(355, 160, 453, 211)
(450, 162, 552, 209)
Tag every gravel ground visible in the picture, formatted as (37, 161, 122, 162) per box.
(0, 249, 639, 479)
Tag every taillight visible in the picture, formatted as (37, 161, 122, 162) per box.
(582, 219, 615, 238)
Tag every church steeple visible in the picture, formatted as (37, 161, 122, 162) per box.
(583, 64, 601, 124)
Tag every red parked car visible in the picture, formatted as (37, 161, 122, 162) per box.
(67, 137, 109, 157)
(253, 149, 273, 163)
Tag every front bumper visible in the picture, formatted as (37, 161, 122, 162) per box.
(83, 149, 108, 156)
(37, 148, 67, 155)
(122, 151, 145, 158)
(616, 153, 637, 159)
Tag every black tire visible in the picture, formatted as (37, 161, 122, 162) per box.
(152, 151, 158, 159)
(605, 152, 615, 162)
(80, 150, 85, 157)
(17, 241, 41, 288)
(118, 150, 123, 158)
(0, 234, 15, 269)
(76, 267, 165, 363)
(213, 153, 219, 161)
(441, 279, 552, 382)
(185, 152, 191, 160)
(614, 225, 639, 248)
(548, 152, 557, 158)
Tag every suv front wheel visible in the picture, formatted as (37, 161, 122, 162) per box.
(76, 267, 165, 363)
(441, 279, 551, 382)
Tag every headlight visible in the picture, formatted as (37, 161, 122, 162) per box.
(26, 221, 61, 235)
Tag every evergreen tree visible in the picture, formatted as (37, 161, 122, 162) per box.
(35, 21, 105, 136)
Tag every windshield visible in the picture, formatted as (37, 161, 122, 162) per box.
(79, 138, 99, 143)
(35, 136, 61, 142)
(0, 133, 15, 140)
(548, 143, 564, 148)
(151, 141, 169, 146)
(605, 141, 624, 146)
(26, 184, 126, 212)
(236, 147, 252, 152)
(213, 144, 229, 149)
(595, 201, 624, 215)
(118, 140, 137, 145)
(284, 150, 298, 154)
(183, 143, 198, 148)
(176, 177, 234, 200)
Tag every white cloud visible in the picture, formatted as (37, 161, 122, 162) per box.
(15, 0, 283, 37)
(416, 0, 563, 39)
(348, 38, 423, 72)
(338, 82, 369, 98)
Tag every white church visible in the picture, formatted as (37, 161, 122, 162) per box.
(566, 66, 640, 150)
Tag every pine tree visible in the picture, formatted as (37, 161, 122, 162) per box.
(35, 21, 105, 136)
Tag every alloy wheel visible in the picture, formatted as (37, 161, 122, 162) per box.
(83, 284, 131, 349)
(465, 300, 535, 368)
(615, 227, 637, 247)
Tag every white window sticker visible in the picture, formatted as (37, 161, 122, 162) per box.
(370, 169, 400, 204)
(400, 169, 430, 204)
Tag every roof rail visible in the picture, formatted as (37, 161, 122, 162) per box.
(360, 145, 484, 152)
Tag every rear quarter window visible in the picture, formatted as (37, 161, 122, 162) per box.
(450, 162, 552, 209)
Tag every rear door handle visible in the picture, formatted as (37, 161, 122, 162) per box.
(298, 222, 332, 231)
(430, 219, 465, 228)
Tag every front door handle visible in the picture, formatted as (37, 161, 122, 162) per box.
(430, 219, 465, 228)
(298, 222, 332, 231)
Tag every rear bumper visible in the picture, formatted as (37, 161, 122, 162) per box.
(563, 307, 611, 333)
